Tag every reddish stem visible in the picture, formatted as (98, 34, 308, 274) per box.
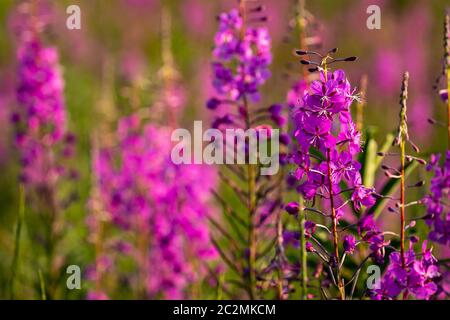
(326, 148, 345, 299)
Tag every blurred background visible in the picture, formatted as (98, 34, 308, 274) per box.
(0, 0, 448, 299)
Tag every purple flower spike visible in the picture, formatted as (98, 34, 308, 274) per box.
(423, 151, 450, 245)
(372, 240, 440, 300)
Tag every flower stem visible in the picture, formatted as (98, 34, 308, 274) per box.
(447, 66, 450, 147)
(356, 75, 368, 132)
(247, 162, 257, 299)
(239, 1, 257, 300)
(242, 75, 256, 300)
(296, 0, 309, 80)
(276, 170, 286, 300)
(326, 148, 345, 299)
(299, 196, 308, 300)
(241, 78, 256, 300)
(398, 72, 409, 270)
(38, 269, 47, 300)
(9, 184, 25, 299)
(445, 15, 450, 147)
(296, 1, 309, 299)
(400, 137, 406, 269)
(137, 220, 149, 299)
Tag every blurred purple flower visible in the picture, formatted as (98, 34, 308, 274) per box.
(14, 34, 74, 186)
(423, 151, 450, 246)
(95, 117, 217, 299)
(371, 241, 440, 300)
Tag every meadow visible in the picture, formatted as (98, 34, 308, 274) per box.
(0, 0, 448, 300)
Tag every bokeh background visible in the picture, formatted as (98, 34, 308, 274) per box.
(0, 0, 448, 299)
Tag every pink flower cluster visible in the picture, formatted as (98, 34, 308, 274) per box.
(94, 115, 217, 298)
(208, 8, 272, 112)
(372, 241, 440, 300)
(423, 151, 450, 245)
(13, 36, 74, 186)
(291, 70, 374, 210)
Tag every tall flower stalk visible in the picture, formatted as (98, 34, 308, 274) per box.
(12, 2, 76, 298)
(444, 17, 449, 118)
(284, 0, 323, 300)
(371, 73, 439, 300)
(397, 72, 409, 268)
(9, 184, 25, 299)
(90, 8, 217, 299)
(207, 1, 287, 299)
(423, 13, 449, 250)
(356, 75, 367, 132)
(286, 48, 378, 299)
(295, 0, 309, 300)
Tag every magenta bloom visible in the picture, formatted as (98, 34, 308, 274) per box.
(208, 8, 273, 119)
(292, 70, 372, 206)
(343, 235, 356, 254)
(351, 184, 376, 210)
(330, 150, 361, 184)
(423, 151, 450, 245)
(337, 121, 361, 155)
(13, 35, 74, 187)
(372, 241, 440, 300)
(95, 117, 217, 299)
(295, 115, 336, 151)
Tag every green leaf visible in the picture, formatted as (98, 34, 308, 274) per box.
(362, 138, 378, 188)
(208, 216, 245, 248)
(211, 237, 241, 275)
(374, 133, 395, 169)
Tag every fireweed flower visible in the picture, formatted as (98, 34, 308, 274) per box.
(14, 37, 71, 185)
(208, 8, 273, 113)
(94, 116, 217, 299)
(291, 68, 372, 207)
(206, 3, 288, 299)
(425, 15, 450, 247)
(343, 235, 356, 254)
(88, 9, 217, 298)
(284, 49, 379, 299)
(423, 152, 449, 245)
(371, 241, 440, 300)
(357, 215, 389, 264)
(11, 5, 77, 297)
(281, 5, 324, 299)
(370, 72, 437, 300)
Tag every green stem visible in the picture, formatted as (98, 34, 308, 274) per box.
(400, 136, 406, 269)
(217, 273, 225, 300)
(356, 75, 367, 132)
(446, 63, 450, 147)
(296, 0, 309, 300)
(299, 196, 307, 300)
(9, 184, 25, 299)
(38, 269, 47, 300)
(398, 72, 409, 271)
(445, 15, 450, 147)
(239, 2, 257, 298)
(296, 0, 308, 80)
(247, 163, 257, 300)
(276, 186, 285, 300)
